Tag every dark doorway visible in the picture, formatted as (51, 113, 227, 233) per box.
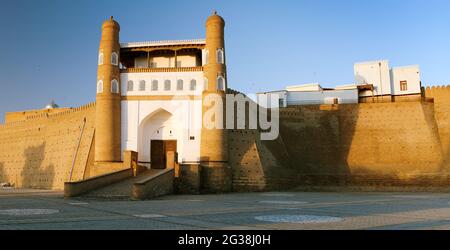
(150, 140, 177, 169)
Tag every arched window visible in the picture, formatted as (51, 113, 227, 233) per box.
(204, 49, 209, 65)
(98, 52, 104, 65)
(164, 80, 171, 91)
(127, 80, 134, 92)
(216, 48, 224, 64)
(151, 80, 158, 91)
(217, 76, 225, 91)
(96, 80, 103, 93)
(111, 52, 119, 66)
(177, 79, 184, 91)
(190, 79, 197, 91)
(203, 78, 208, 90)
(111, 79, 119, 94)
(139, 80, 146, 91)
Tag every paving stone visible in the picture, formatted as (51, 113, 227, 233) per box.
(2, 190, 450, 229)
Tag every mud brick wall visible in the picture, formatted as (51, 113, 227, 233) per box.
(230, 91, 450, 190)
(279, 102, 446, 186)
(175, 164, 201, 194)
(229, 129, 300, 191)
(200, 164, 232, 193)
(425, 86, 450, 170)
(1, 86, 449, 192)
(0, 103, 96, 190)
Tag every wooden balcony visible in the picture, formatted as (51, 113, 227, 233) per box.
(121, 66, 203, 73)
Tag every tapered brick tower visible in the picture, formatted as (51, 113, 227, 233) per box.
(95, 16, 121, 162)
(200, 11, 231, 192)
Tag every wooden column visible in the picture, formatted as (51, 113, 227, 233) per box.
(174, 49, 178, 68)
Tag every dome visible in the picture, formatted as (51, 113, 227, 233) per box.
(102, 16, 120, 30)
(44, 100, 59, 109)
(206, 11, 225, 25)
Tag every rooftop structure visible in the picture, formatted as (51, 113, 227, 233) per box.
(120, 39, 206, 48)
(258, 60, 423, 107)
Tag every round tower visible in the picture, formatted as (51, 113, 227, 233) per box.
(95, 16, 121, 162)
(204, 11, 227, 92)
(200, 11, 231, 192)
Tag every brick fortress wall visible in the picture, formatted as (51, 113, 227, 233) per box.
(1, 85, 449, 192)
(0, 103, 96, 190)
(230, 86, 450, 191)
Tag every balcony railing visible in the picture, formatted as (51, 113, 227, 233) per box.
(121, 66, 203, 73)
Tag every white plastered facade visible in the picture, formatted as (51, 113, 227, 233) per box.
(390, 65, 421, 96)
(354, 60, 392, 97)
(120, 71, 205, 165)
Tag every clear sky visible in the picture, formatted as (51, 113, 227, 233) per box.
(1, 0, 450, 123)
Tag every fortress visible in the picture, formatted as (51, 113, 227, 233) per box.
(0, 13, 450, 198)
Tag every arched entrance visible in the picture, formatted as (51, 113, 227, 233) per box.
(138, 108, 180, 169)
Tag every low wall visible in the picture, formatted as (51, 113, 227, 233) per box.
(175, 164, 201, 194)
(132, 169, 174, 200)
(84, 161, 127, 179)
(64, 168, 132, 197)
(200, 163, 232, 193)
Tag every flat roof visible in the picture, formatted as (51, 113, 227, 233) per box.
(120, 39, 206, 48)
(391, 65, 420, 70)
(286, 83, 321, 88)
(354, 59, 389, 66)
(335, 84, 358, 90)
(256, 90, 287, 94)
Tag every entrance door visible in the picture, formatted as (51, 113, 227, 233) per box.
(150, 140, 177, 169)
(150, 140, 164, 169)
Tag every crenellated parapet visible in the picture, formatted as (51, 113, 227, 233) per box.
(424, 85, 450, 103)
(1, 102, 96, 129)
(0, 101, 97, 189)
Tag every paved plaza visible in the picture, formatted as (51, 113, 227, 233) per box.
(2, 188, 450, 230)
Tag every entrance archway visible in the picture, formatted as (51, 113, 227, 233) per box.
(138, 108, 180, 168)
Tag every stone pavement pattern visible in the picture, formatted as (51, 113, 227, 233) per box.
(2, 188, 450, 230)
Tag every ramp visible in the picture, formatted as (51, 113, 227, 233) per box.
(82, 169, 173, 200)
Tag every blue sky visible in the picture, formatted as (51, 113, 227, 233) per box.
(1, 0, 450, 122)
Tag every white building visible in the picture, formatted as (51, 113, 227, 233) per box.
(354, 60, 391, 98)
(257, 83, 359, 108)
(390, 65, 422, 97)
(257, 60, 422, 107)
(354, 60, 422, 102)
